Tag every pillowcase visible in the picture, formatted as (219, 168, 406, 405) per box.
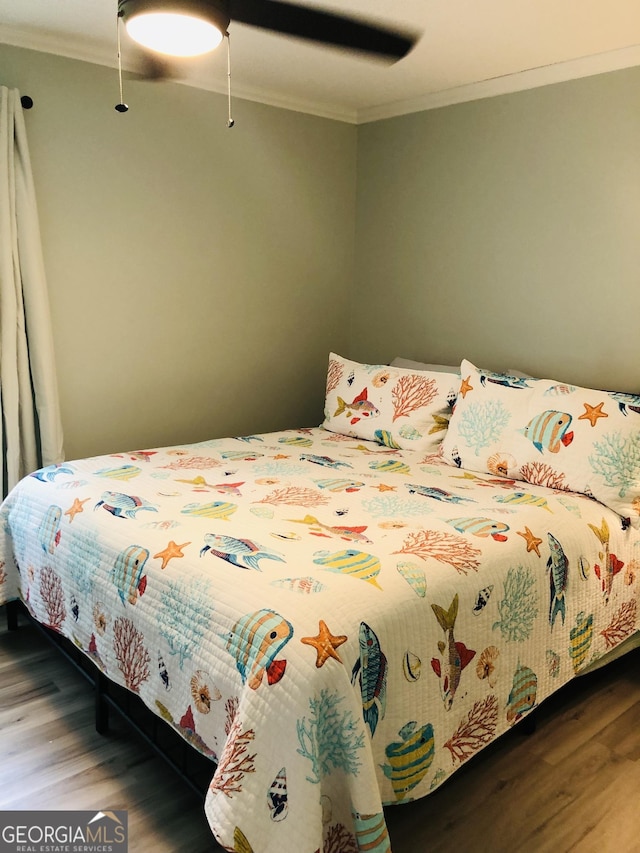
(391, 357, 460, 374)
(323, 353, 458, 453)
(441, 359, 640, 527)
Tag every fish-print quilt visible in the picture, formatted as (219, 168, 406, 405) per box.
(0, 427, 639, 853)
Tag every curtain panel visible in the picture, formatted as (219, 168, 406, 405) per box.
(0, 87, 64, 497)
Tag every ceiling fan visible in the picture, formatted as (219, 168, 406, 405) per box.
(115, 0, 418, 121)
(117, 0, 418, 63)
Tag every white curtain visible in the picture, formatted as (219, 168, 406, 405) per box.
(0, 87, 64, 496)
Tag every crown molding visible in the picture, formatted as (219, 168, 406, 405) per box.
(2, 24, 639, 126)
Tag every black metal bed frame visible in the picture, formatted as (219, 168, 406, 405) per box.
(5, 599, 215, 798)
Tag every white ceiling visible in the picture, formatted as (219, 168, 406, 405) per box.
(1, 0, 640, 123)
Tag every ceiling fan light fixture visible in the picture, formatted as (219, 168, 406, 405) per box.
(126, 11, 223, 56)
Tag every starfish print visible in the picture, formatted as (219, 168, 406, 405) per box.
(372, 483, 396, 492)
(579, 401, 608, 427)
(301, 619, 348, 667)
(153, 540, 191, 570)
(460, 376, 473, 398)
(64, 497, 89, 522)
(517, 526, 543, 557)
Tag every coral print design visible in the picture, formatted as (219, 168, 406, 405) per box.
(0, 356, 638, 853)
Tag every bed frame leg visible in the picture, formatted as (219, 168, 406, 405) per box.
(95, 670, 110, 734)
(6, 601, 19, 631)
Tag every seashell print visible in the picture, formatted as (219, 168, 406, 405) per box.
(190, 670, 221, 713)
(475, 646, 499, 687)
(487, 452, 517, 479)
(396, 561, 427, 597)
(402, 651, 422, 682)
(267, 767, 288, 821)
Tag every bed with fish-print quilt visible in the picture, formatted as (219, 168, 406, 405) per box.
(1, 354, 640, 853)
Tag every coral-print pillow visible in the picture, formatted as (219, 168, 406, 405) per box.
(441, 359, 640, 527)
(322, 353, 457, 453)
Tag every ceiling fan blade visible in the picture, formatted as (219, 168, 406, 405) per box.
(228, 0, 418, 62)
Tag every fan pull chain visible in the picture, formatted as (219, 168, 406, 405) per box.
(115, 8, 129, 113)
(226, 33, 234, 128)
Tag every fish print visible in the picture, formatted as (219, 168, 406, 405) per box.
(226, 609, 293, 689)
(547, 533, 569, 628)
(31, 464, 74, 482)
(200, 534, 285, 570)
(506, 664, 538, 724)
(289, 514, 372, 544)
(94, 465, 142, 481)
(299, 454, 353, 469)
(472, 585, 494, 614)
(112, 544, 149, 605)
(381, 721, 435, 800)
(220, 450, 264, 462)
(278, 435, 313, 447)
(38, 505, 62, 553)
(267, 767, 288, 821)
(521, 410, 574, 453)
(181, 501, 238, 521)
(94, 491, 158, 519)
(609, 391, 640, 416)
(374, 429, 401, 448)
(351, 622, 388, 737)
(479, 371, 531, 389)
(430, 594, 476, 710)
(405, 484, 475, 504)
(493, 492, 553, 513)
(313, 549, 382, 589)
(314, 478, 365, 493)
(589, 518, 624, 603)
(351, 812, 390, 853)
(334, 388, 381, 425)
(569, 611, 594, 672)
(369, 459, 411, 475)
(446, 517, 509, 541)
(396, 561, 427, 597)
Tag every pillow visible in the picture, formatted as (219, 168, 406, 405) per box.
(391, 357, 460, 374)
(441, 359, 640, 527)
(323, 353, 458, 453)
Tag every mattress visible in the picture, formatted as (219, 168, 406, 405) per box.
(0, 427, 638, 852)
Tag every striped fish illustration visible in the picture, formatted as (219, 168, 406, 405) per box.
(446, 517, 509, 541)
(506, 664, 538, 724)
(200, 534, 285, 570)
(94, 465, 142, 481)
(569, 611, 594, 672)
(547, 533, 569, 628)
(351, 622, 387, 737)
(313, 549, 382, 589)
(521, 410, 574, 453)
(480, 371, 531, 389)
(352, 811, 390, 853)
(381, 721, 435, 800)
(270, 576, 326, 594)
(38, 505, 62, 553)
(374, 429, 402, 449)
(112, 544, 149, 605)
(369, 459, 410, 475)
(430, 594, 476, 710)
(405, 483, 474, 504)
(181, 501, 238, 521)
(396, 561, 427, 597)
(609, 391, 640, 416)
(94, 491, 158, 519)
(494, 492, 553, 512)
(300, 454, 353, 469)
(226, 609, 293, 689)
(278, 435, 313, 447)
(314, 478, 365, 493)
(220, 450, 264, 461)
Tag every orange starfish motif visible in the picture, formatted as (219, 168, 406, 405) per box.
(64, 497, 89, 522)
(372, 483, 396, 492)
(579, 401, 608, 427)
(301, 620, 348, 667)
(460, 376, 473, 398)
(154, 540, 191, 569)
(517, 526, 543, 557)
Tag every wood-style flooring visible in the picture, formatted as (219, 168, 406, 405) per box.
(1, 606, 639, 853)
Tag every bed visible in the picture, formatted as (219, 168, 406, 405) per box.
(1, 354, 639, 853)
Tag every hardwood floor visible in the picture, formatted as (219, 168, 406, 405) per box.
(1, 606, 639, 853)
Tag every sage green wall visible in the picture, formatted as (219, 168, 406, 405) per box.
(1, 44, 356, 459)
(353, 67, 640, 393)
